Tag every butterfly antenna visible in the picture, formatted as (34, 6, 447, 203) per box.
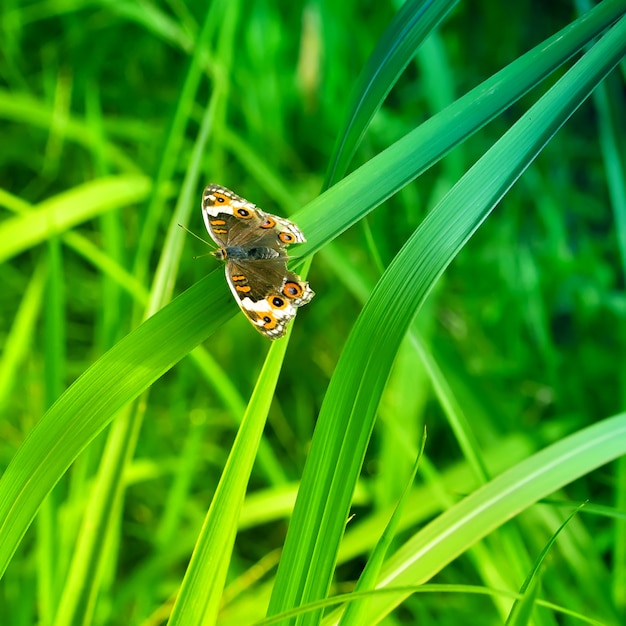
(178, 223, 218, 260)
(178, 223, 215, 248)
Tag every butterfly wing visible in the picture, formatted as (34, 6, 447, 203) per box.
(225, 260, 315, 339)
(202, 184, 306, 249)
(201, 184, 261, 248)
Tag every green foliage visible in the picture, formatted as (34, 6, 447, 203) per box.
(0, 1, 625, 625)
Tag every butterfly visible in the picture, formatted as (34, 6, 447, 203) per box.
(201, 184, 314, 339)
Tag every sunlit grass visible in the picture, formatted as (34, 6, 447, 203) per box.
(0, 1, 625, 625)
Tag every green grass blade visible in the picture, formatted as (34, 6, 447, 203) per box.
(1, 5, 623, 617)
(338, 432, 426, 625)
(168, 337, 290, 626)
(132, 0, 232, 286)
(366, 417, 626, 623)
(51, 81, 228, 626)
(0, 261, 46, 410)
(0, 271, 232, 579)
(414, 336, 490, 483)
(295, 0, 626, 257)
(0, 176, 151, 264)
(52, 404, 137, 626)
(3, 2, 623, 624)
(268, 16, 626, 625)
(0, 187, 148, 302)
(38, 237, 66, 620)
(0, 88, 142, 173)
(505, 504, 585, 625)
(102, 0, 195, 53)
(324, 0, 459, 187)
(49, 0, 240, 616)
(594, 67, 626, 278)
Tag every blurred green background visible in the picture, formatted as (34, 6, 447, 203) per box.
(1, 1, 625, 624)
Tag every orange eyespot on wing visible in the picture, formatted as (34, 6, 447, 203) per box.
(268, 295, 288, 310)
(213, 192, 229, 204)
(260, 312, 278, 330)
(283, 281, 303, 299)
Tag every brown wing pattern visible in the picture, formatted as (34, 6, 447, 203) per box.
(201, 184, 313, 339)
(226, 258, 288, 302)
(202, 184, 306, 250)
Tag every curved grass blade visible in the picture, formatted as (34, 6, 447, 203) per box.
(505, 504, 586, 625)
(0, 261, 46, 410)
(0, 176, 151, 264)
(295, 0, 626, 255)
(365, 418, 626, 624)
(337, 432, 426, 625)
(267, 15, 626, 625)
(324, 0, 459, 187)
(167, 337, 291, 626)
(0, 89, 142, 173)
(0, 0, 622, 596)
(0, 272, 233, 578)
(51, 59, 231, 624)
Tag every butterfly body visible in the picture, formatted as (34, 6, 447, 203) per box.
(214, 245, 283, 262)
(202, 184, 314, 339)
